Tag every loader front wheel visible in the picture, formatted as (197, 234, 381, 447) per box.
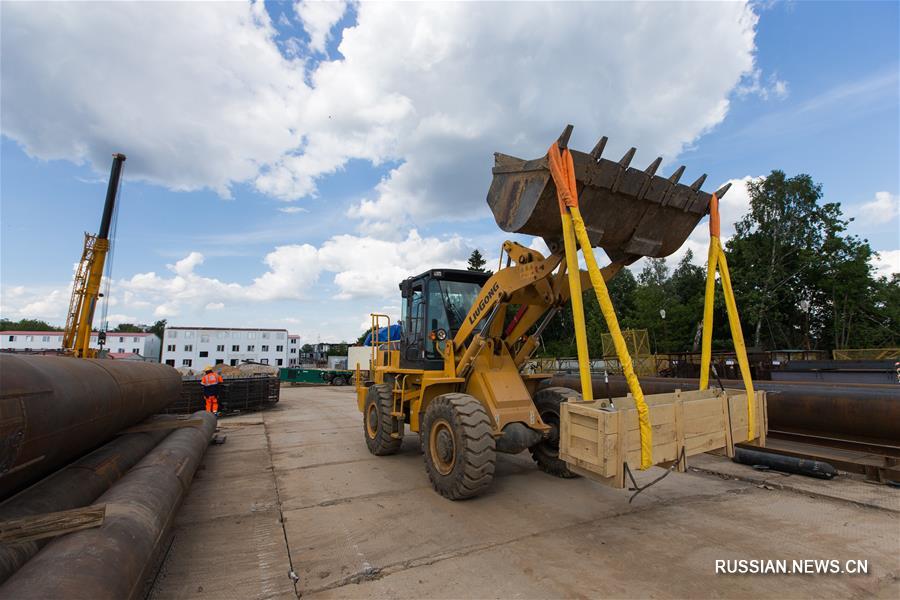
(529, 387, 581, 478)
(363, 383, 402, 455)
(423, 393, 496, 500)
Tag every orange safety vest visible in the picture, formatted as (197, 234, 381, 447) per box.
(201, 372, 222, 386)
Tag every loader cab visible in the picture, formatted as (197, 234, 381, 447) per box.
(399, 269, 492, 370)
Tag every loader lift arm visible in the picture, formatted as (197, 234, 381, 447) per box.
(450, 240, 623, 376)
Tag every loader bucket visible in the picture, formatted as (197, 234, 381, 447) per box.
(487, 129, 730, 265)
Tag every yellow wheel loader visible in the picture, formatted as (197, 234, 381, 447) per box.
(356, 127, 730, 499)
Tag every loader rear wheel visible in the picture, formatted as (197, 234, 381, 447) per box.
(363, 383, 402, 455)
(530, 387, 581, 478)
(423, 393, 496, 500)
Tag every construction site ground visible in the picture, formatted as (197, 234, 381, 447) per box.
(150, 385, 900, 599)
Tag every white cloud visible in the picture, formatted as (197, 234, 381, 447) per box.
(854, 191, 900, 225)
(205, 302, 225, 310)
(2, 1, 759, 223)
(278, 206, 309, 214)
(872, 249, 900, 278)
(294, 0, 348, 53)
(736, 67, 789, 100)
(2, 1, 309, 198)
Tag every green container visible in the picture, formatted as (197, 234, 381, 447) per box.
(279, 368, 326, 384)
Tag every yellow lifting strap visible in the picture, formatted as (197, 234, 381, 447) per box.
(547, 141, 654, 469)
(698, 194, 756, 441)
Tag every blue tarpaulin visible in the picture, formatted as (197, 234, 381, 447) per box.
(363, 324, 402, 346)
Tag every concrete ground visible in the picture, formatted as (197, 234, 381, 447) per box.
(150, 385, 899, 599)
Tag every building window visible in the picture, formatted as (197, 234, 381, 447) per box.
(167, 344, 176, 352)
(185, 331, 194, 338)
(276, 359, 283, 366)
(290, 338, 296, 344)
(182, 359, 192, 367)
(215, 359, 224, 365)
(261, 345, 269, 352)
(199, 351, 209, 357)
(262, 332, 270, 339)
(276, 345, 283, 351)
(132, 348, 140, 354)
(290, 348, 296, 354)
(42, 335, 50, 342)
(184, 345, 193, 352)
(248, 332, 256, 339)
(230, 359, 238, 366)
(133, 336, 139, 342)
(278, 332, 286, 339)
(25, 335, 34, 342)
(260, 358, 269, 365)
(7, 336, 14, 342)
(216, 345, 224, 352)
(118, 337, 124, 343)
(247, 345, 256, 351)
(118, 348, 125, 353)
(169, 331, 177, 338)
(200, 334, 209, 343)
(217, 332, 226, 338)
(232, 345, 239, 352)
(165, 359, 175, 366)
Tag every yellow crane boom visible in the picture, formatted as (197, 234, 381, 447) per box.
(62, 153, 126, 358)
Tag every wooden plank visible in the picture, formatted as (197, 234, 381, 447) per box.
(559, 403, 571, 457)
(119, 418, 204, 435)
(721, 391, 735, 458)
(569, 422, 599, 443)
(0, 505, 106, 544)
(673, 390, 686, 472)
(613, 409, 625, 488)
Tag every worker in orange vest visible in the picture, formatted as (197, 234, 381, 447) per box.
(200, 366, 224, 414)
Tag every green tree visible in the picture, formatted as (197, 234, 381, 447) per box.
(113, 323, 143, 333)
(467, 249, 492, 274)
(147, 319, 166, 340)
(0, 318, 61, 331)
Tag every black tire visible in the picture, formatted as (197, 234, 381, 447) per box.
(363, 383, 402, 455)
(423, 393, 496, 500)
(334, 376, 345, 386)
(529, 386, 581, 478)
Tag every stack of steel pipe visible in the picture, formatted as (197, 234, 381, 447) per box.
(0, 427, 171, 583)
(1, 411, 216, 599)
(549, 373, 900, 444)
(0, 355, 215, 596)
(0, 354, 181, 497)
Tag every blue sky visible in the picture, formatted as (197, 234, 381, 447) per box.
(1, 1, 897, 343)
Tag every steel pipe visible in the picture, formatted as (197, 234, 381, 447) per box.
(0, 411, 216, 600)
(0, 427, 172, 583)
(0, 354, 181, 499)
(549, 374, 900, 444)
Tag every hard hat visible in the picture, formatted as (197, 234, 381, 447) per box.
(204, 366, 213, 372)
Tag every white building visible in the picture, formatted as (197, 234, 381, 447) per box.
(0, 331, 161, 359)
(287, 334, 300, 366)
(161, 327, 290, 369)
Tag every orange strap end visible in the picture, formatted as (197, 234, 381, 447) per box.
(709, 193, 721, 238)
(547, 143, 579, 213)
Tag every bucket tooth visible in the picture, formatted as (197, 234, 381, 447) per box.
(668, 165, 685, 184)
(645, 157, 662, 176)
(619, 147, 637, 168)
(714, 182, 732, 199)
(689, 174, 707, 191)
(557, 124, 574, 149)
(590, 136, 608, 160)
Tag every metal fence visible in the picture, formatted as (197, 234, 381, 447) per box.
(163, 375, 280, 415)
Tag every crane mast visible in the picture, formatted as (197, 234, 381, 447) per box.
(62, 153, 126, 358)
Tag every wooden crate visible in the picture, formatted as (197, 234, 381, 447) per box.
(559, 388, 767, 488)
